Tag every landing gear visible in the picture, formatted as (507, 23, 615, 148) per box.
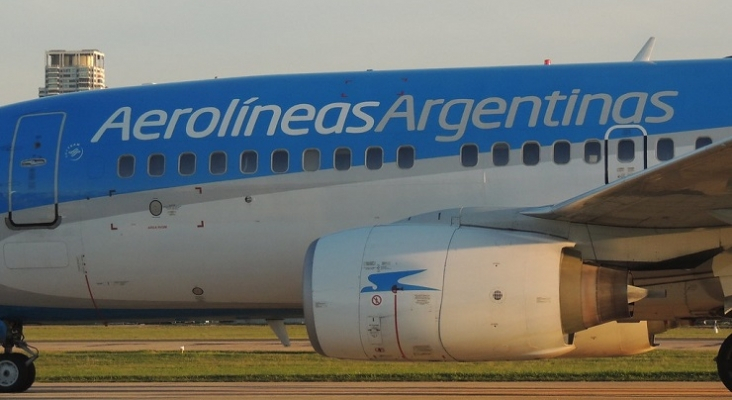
(0, 353, 35, 392)
(0, 321, 38, 393)
(717, 333, 732, 391)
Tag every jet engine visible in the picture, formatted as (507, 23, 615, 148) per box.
(303, 224, 645, 361)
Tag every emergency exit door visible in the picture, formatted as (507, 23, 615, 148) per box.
(604, 125, 647, 184)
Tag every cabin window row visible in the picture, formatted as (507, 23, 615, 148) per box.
(460, 136, 712, 168)
(118, 136, 713, 178)
(117, 146, 417, 178)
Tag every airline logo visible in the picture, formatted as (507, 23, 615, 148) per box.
(91, 90, 678, 144)
(361, 270, 438, 293)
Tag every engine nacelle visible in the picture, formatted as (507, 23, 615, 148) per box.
(303, 224, 634, 361)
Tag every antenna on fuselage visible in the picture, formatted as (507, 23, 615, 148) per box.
(633, 37, 656, 62)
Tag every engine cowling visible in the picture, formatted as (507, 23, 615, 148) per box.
(562, 320, 663, 357)
(303, 224, 636, 361)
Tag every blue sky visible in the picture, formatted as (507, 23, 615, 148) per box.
(1, 0, 730, 105)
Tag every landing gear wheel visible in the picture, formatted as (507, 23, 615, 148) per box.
(0, 321, 38, 393)
(17, 354, 35, 393)
(0, 353, 32, 393)
(717, 333, 732, 391)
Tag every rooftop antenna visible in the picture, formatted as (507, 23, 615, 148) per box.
(633, 37, 656, 62)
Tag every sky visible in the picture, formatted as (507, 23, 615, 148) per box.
(1, 0, 730, 105)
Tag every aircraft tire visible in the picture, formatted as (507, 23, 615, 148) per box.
(717, 333, 732, 391)
(17, 356, 35, 393)
(0, 353, 33, 393)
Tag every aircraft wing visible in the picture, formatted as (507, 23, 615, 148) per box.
(524, 135, 732, 229)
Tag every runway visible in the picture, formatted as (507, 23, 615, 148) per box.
(22, 382, 731, 399)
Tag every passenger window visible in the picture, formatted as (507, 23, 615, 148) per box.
(118, 155, 135, 178)
(303, 149, 320, 172)
(522, 142, 540, 166)
(179, 153, 196, 176)
(272, 149, 289, 173)
(656, 138, 674, 161)
(210, 151, 227, 175)
(617, 139, 635, 162)
(366, 147, 383, 170)
(696, 137, 712, 149)
(553, 141, 570, 165)
(334, 148, 351, 171)
(492, 142, 509, 166)
(461, 144, 478, 167)
(240, 151, 258, 174)
(584, 141, 601, 164)
(397, 146, 415, 169)
(148, 154, 165, 176)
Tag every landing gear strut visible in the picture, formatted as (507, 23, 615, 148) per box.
(0, 321, 37, 393)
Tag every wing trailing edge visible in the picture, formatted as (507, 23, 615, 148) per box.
(524, 134, 732, 229)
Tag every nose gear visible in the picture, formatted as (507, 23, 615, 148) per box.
(0, 321, 37, 393)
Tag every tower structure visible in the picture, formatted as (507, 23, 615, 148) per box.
(39, 49, 105, 97)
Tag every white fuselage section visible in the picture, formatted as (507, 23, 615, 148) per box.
(0, 125, 723, 321)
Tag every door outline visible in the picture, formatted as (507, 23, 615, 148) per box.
(7, 112, 66, 228)
(604, 124, 648, 184)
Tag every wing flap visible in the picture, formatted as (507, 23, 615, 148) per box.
(525, 133, 732, 228)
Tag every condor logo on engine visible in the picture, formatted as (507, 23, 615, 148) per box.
(360, 270, 438, 293)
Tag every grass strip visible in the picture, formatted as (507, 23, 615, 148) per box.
(656, 326, 731, 339)
(24, 324, 309, 341)
(23, 324, 732, 341)
(34, 350, 718, 383)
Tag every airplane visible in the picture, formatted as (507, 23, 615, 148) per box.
(1, 38, 732, 393)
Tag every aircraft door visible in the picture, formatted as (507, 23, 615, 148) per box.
(604, 125, 647, 184)
(8, 113, 65, 227)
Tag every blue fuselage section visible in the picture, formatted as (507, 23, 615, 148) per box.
(1, 59, 731, 213)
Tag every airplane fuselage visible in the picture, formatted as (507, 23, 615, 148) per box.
(0, 58, 731, 323)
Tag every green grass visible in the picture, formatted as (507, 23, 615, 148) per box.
(33, 350, 717, 383)
(24, 324, 309, 341)
(22, 324, 729, 341)
(19, 324, 728, 383)
(656, 326, 731, 339)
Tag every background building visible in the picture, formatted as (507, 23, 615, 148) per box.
(38, 49, 105, 97)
